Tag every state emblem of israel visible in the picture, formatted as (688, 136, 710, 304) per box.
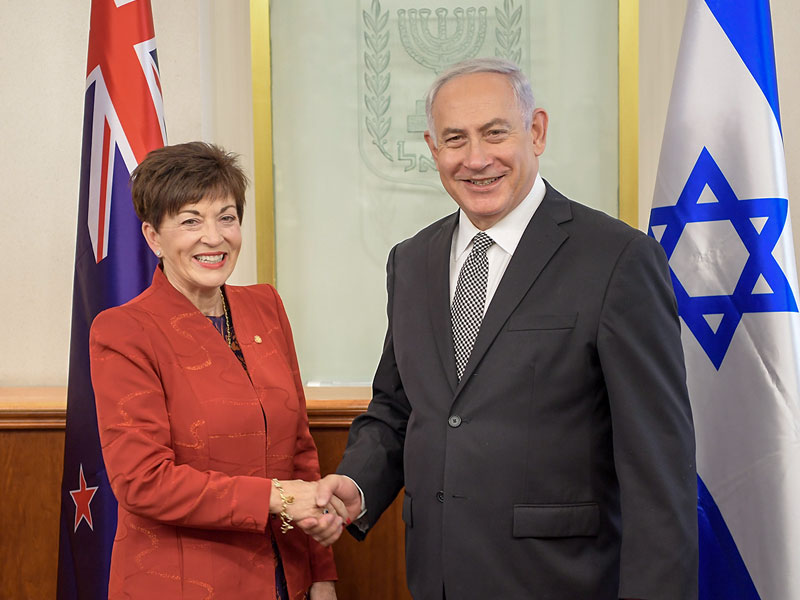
(358, 0, 530, 187)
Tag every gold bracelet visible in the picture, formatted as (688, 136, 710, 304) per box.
(272, 479, 295, 533)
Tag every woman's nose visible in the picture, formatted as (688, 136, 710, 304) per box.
(201, 222, 223, 245)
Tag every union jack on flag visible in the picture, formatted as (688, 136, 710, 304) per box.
(85, 0, 166, 261)
(57, 1, 165, 597)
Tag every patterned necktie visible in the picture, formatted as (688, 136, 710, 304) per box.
(451, 232, 495, 380)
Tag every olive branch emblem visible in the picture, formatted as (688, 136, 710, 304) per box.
(363, 0, 392, 161)
(359, 1, 527, 176)
(495, 0, 522, 64)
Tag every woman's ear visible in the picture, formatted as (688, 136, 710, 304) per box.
(141, 221, 161, 257)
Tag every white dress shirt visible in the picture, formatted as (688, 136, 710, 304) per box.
(449, 173, 546, 311)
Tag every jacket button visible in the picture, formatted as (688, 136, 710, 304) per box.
(448, 415, 462, 428)
(436, 490, 445, 503)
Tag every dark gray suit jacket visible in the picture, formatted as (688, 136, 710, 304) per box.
(338, 183, 698, 599)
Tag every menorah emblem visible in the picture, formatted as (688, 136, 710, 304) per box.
(398, 7, 488, 74)
(359, 0, 525, 184)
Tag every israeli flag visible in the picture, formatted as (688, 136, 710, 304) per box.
(649, 1, 800, 597)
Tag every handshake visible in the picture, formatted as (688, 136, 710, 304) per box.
(269, 474, 362, 546)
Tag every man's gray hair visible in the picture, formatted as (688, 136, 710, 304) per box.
(424, 57, 536, 143)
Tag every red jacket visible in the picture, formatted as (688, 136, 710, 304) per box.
(90, 268, 336, 598)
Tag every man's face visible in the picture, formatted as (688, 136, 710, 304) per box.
(424, 72, 547, 230)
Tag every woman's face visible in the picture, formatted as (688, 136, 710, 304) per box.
(142, 195, 242, 303)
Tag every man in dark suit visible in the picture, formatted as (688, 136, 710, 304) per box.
(304, 58, 698, 599)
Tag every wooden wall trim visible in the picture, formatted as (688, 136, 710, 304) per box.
(0, 386, 370, 430)
(0, 387, 66, 430)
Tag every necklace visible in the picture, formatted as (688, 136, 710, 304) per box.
(220, 288, 232, 348)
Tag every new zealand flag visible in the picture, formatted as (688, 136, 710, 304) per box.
(57, 1, 165, 597)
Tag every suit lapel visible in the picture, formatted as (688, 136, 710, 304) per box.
(427, 213, 459, 393)
(454, 186, 573, 397)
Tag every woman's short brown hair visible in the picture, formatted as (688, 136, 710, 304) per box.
(130, 142, 247, 230)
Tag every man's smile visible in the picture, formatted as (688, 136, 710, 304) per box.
(465, 176, 502, 186)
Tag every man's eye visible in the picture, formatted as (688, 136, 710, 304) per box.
(445, 136, 463, 144)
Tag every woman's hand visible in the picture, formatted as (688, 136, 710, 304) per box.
(270, 479, 348, 525)
(309, 581, 337, 599)
(295, 474, 362, 546)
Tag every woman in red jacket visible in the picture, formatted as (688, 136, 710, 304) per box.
(90, 142, 343, 599)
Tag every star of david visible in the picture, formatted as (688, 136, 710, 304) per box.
(649, 147, 797, 369)
(69, 463, 99, 532)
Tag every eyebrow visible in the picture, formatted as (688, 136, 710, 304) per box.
(480, 119, 512, 132)
(440, 127, 466, 138)
(177, 204, 237, 216)
(439, 119, 512, 138)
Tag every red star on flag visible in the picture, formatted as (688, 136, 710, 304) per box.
(70, 464, 99, 532)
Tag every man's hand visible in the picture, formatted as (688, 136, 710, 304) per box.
(317, 474, 363, 520)
(295, 474, 363, 546)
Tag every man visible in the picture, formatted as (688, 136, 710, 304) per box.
(305, 58, 698, 599)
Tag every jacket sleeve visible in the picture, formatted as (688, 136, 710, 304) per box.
(337, 245, 410, 538)
(270, 286, 337, 581)
(597, 233, 698, 599)
(90, 308, 272, 533)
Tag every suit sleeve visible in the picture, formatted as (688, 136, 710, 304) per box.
(337, 245, 410, 539)
(90, 308, 272, 533)
(270, 286, 337, 581)
(597, 234, 698, 599)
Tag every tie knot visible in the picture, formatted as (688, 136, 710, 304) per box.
(471, 232, 494, 254)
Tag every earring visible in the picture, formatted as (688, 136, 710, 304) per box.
(155, 250, 162, 258)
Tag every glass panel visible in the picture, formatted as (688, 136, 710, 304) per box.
(269, 0, 618, 384)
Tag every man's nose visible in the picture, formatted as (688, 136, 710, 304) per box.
(463, 141, 491, 170)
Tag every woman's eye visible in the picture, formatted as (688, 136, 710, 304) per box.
(181, 219, 199, 226)
(221, 214, 237, 223)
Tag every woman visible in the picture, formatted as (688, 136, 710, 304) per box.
(90, 142, 343, 599)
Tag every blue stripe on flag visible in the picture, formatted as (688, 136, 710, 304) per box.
(697, 475, 761, 600)
(704, 0, 781, 132)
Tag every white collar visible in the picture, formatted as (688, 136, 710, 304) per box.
(453, 173, 546, 259)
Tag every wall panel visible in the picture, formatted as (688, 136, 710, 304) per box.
(0, 395, 408, 600)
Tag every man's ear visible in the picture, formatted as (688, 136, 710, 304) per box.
(530, 108, 548, 157)
(424, 130, 440, 167)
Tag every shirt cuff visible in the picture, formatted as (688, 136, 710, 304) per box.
(340, 475, 369, 532)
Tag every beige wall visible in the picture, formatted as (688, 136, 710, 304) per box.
(2, 1, 799, 386)
(0, 0, 254, 385)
